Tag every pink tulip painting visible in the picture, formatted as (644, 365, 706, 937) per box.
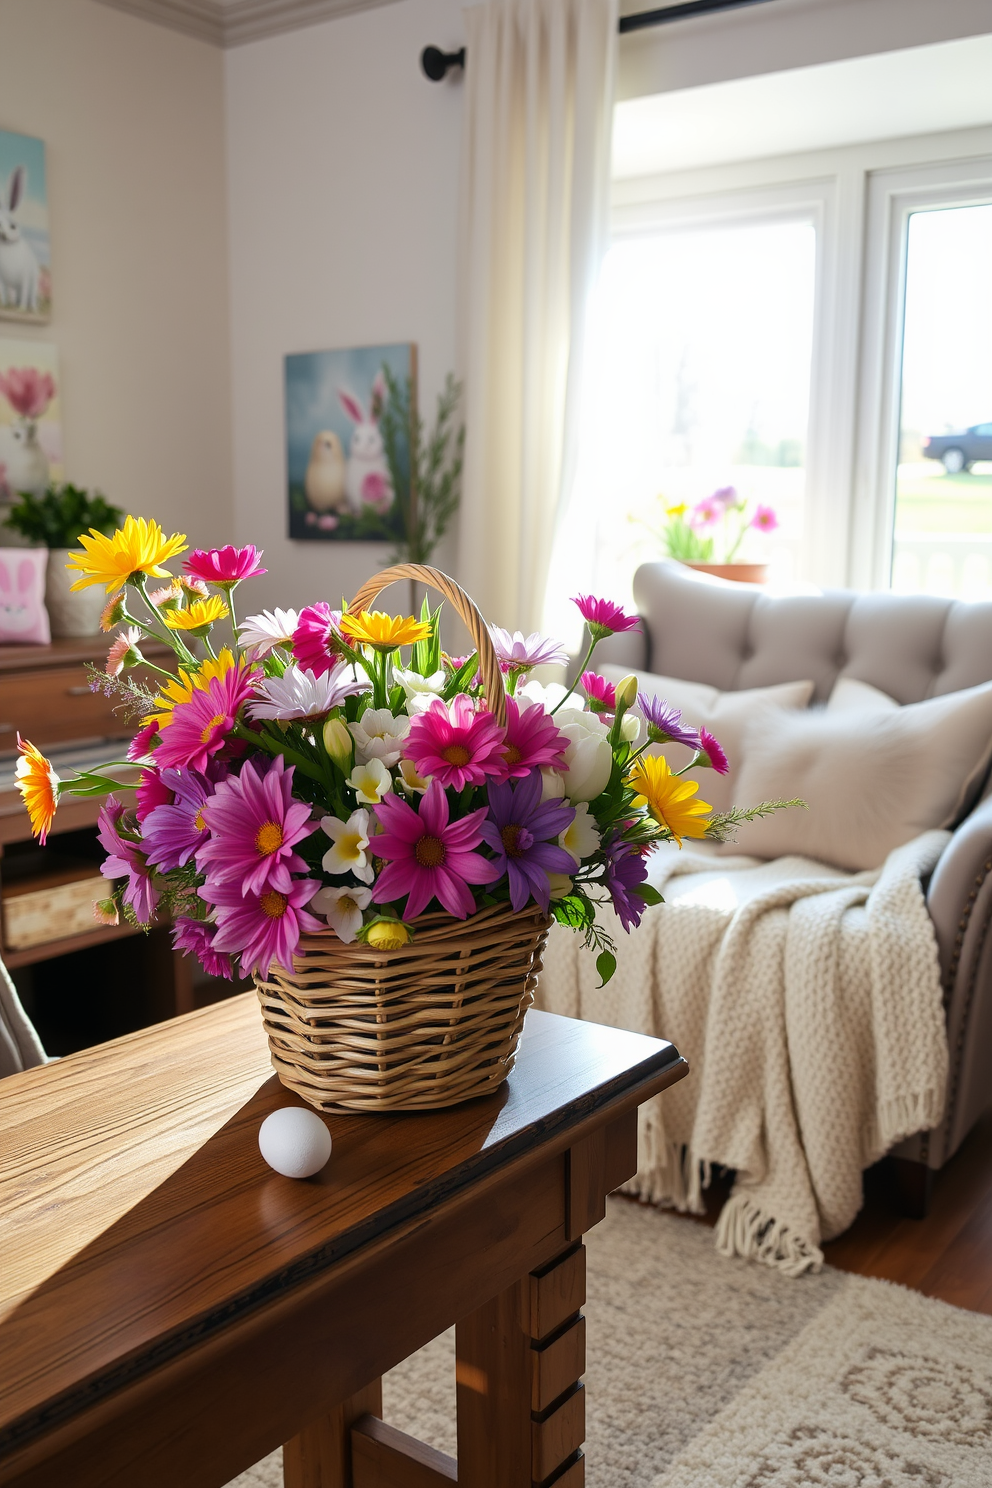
(0, 366, 55, 420)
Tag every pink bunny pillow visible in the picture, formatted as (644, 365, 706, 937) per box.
(0, 548, 51, 644)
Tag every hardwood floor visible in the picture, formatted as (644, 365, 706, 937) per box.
(667, 1110, 992, 1313)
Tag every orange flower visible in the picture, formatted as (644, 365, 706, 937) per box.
(15, 736, 60, 843)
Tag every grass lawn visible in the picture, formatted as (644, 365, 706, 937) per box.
(894, 463, 992, 536)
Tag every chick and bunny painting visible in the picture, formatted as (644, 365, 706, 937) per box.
(285, 342, 414, 542)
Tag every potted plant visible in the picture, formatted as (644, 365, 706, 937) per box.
(5, 483, 125, 636)
(651, 487, 779, 584)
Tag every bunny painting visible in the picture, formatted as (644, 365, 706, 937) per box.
(0, 132, 51, 324)
(285, 342, 414, 542)
(0, 548, 50, 643)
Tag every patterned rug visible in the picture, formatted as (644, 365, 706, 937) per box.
(229, 1198, 992, 1487)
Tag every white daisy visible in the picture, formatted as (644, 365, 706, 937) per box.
(249, 664, 364, 722)
(347, 758, 393, 805)
(320, 810, 374, 883)
(349, 708, 409, 766)
(559, 801, 601, 866)
(310, 883, 372, 943)
(237, 607, 300, 657)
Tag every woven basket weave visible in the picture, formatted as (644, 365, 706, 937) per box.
(254, 563, 552, 1113)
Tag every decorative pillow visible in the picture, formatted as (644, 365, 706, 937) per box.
(0, 548, 50, 644)
(727, 680, 992, 871)
(826, 677, 899, 713)
(599, 664, 815, 812)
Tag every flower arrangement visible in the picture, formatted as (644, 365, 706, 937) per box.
(653, 486, 778, 565)
(15, 518, 789, 988)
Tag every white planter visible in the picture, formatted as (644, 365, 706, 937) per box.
(45, 549, 105, 637)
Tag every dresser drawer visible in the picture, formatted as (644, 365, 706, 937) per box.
(0, 664, 136, 748)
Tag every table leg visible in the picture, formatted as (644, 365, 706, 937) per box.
(456, 1242, 586, 1488)
(284, 1379, 383, 1488)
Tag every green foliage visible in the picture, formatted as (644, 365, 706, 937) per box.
(380, 367, 465, 566)
(704, 798, 806, 844)
(5, 483, 125, 548)
(661, 512, 714, 562)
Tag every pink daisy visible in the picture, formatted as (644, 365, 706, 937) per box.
(372, 781, 500, 921)
(690, 499, 721, 529)
(488, 626, 568, 672)
(127, 719, 160, 762)
(97, 798, 159, 923)
(171, 916, 233, 981)
(403, 694, 506, 790)
(495, 698, 570, 780)
(580, 671, 616, 715)
(571, 595, 641, 640)
(750, 504, 779, 533)
(184, 545, 266, 584)
(197, 755, 315, 895)
(136, 767, 174, 823)
(154, 663, 258, 772)
(292, 602, 344, 677)
(105, 627, 142, 677)
(698, 727, 729, 775)
(201, 874, 323, 980)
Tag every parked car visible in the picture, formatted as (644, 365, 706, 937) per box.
(922, 423, 992, 474)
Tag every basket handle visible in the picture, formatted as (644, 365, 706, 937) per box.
(348, 563, 507, 728)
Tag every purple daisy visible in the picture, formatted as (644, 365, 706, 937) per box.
(637, 693, 701, 750)
(697, 727, 729, 775)
(571, 594, 641, 640)
(171, 916, 233, 980)
(292, 602, 344, 677)
(488, 626, 569, 673)
(481, 770, 576, 914)
(143, 768, 215, 871)
(372, 780, 500, 921)
(97, 797, 159, 923)
(581, 671, 617, 715)
(197, 755, 315, 896)
(603, 833, 650, 933)
(200, 874, 323, 980)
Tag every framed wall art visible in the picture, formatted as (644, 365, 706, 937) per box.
(285, 342, 415, 543)
(0, 130, 51, 324)
(0, 340, 63, 516)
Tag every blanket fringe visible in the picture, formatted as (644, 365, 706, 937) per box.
(862, 1087, 947, 1167)
(620, 1100, 709, 1212)
(715, 1194, 824, 1278)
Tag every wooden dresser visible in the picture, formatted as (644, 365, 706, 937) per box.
(0, 638, 205, 1053)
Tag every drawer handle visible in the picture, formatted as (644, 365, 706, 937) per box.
(65, 685, 95, 697)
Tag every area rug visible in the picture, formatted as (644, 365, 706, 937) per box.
(228, 1198, 992, 1487)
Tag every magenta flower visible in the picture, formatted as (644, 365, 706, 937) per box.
(690, 499, 721, 529)
(495, 698, 570, 781)
(97, 798, 159, 923)
(171, 916, 233, 980)
(404, 694, 506, 791)
(0, 366, 55, 419)
(155, 664, 258, 772)
(372, 781, 500, 920)
(488, 626, 569, 673)
(184, 545, 266, 585)
(143, 768, 215, 871)
(750, 503, 779, 533)
(697, 727, 729, 775)
(136, 766, 174, 823)
(571, 595, 641, 640)
(581, 671, 616, 715)
(637, 693, 701, 750)
(292, 602, 344, 677)
(201, 874, 323, 980)
(197, 755, 315, 895)
(127, 720, 160, 762)
(481, 771, 576, 914)
(603, 832, 649, 933)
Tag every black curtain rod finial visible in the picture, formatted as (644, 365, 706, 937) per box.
(421, 45, 466, 82)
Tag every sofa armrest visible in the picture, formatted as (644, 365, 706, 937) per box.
(923, 796, 992, 1164)
(589, 626, 649, 672)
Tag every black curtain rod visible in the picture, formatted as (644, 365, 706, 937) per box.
(421, 0, 776, 81)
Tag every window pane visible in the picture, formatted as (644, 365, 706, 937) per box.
(550, 216, 816, 630)
(892, 203, 992, 599)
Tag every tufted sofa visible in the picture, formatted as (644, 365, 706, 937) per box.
(597, 559, 992, 1212)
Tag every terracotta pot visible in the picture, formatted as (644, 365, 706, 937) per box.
(684, 562, 768, 585)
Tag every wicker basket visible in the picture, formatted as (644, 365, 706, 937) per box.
(253, 563, 553, 1113)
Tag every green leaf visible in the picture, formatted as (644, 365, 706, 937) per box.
(632, 883, 664, 907)
(596, 950, 617, 987)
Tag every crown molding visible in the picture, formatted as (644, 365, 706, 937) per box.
(95, 0, 399, 48)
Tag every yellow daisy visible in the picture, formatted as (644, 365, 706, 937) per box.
(163, 596, 230, 633)
(15, 736, 60, 844)
(66, 516, 187, 592)
(626, 754, 711, 846)
(143, 647, 237, 729)
(338, 609, 430, 652)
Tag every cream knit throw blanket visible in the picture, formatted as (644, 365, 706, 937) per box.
(536, 831, 950, 1276)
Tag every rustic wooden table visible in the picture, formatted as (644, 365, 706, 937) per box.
(0, 995, 687, 1488)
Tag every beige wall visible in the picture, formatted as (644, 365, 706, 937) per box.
(0, 0, 232, 549)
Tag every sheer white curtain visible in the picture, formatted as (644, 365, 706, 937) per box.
(456, 0, 617, 634)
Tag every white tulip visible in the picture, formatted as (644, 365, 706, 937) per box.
(619, 712, 640, 743)
(547, 873, 574, 900)
(555, 708, 613, 802)
(540, 768, 567, 802)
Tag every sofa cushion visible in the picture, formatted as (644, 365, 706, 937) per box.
(826, 677, 899, 713)
(600, 663, 814, 812)
(727, 680, 992, 871)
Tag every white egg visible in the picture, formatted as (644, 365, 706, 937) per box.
(258, 1106, 332, 1179)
